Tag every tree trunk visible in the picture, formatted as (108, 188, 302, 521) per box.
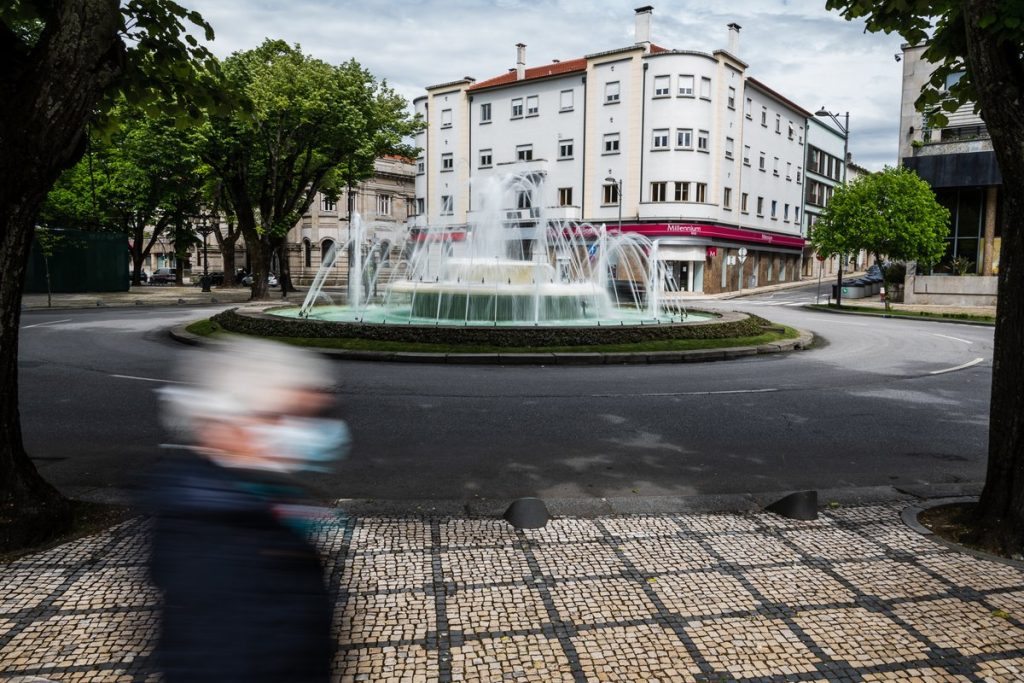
(276, 240, 297, 293)
(130, 248, 146, 287)
(0, 0, 124, 549)
(221, 240, 237, 287)
(244, 230, 272, 300)
(964, 1, 1024, 556)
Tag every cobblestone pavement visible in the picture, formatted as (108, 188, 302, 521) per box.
(3, 504, 1024, 682)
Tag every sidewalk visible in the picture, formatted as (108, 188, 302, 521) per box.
(20, 285, 309, 311)
(2, 504, 1023, 682)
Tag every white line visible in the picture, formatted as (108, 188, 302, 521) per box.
(929, 357, 985, 375)
(686, 388, 778, 396)
(931, 333, 973, 345)
(111, 374, 186, 384)
(784, 301, 809, 306)
(21, 318, 72, 329)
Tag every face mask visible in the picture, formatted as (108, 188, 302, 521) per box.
(247, 417, 351, 473)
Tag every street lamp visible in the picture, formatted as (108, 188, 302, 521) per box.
(604, 176, 623, 232)
(815, 107, 850, 306)
(195, 214, 215, 293)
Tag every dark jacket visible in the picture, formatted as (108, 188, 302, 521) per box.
(150, 451, 332, 682)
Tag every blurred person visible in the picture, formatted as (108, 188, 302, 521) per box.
(150, 337, 350, 682)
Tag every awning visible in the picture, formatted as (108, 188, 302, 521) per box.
(655, 246, 706, 261)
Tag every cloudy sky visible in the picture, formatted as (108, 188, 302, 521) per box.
(184, 0, 907, 170)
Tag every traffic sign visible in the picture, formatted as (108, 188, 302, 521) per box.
(816, 254, 825, 262)
(737, 247, 748, 263)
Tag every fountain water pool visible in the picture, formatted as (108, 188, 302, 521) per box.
(273, 171, 713, 328)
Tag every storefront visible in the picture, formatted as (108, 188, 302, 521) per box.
(616, 223, 805, 294)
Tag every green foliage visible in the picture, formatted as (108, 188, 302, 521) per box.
(199, 40, 423, 239)
(810, 166, 950, 266)
(825, 1, 1024, 128)
(2, 1, 224, 134)
(950, 255, 976, 276)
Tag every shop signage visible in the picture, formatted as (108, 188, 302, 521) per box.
(616, 223, 805, 249)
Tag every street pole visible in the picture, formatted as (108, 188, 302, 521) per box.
(198, 216, 212, 292)
(815, 108, 850, 307)
(617, 179, 623, 233)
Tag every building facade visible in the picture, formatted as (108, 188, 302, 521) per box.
(411, 7, 828, 293)
(899, 43, 1001, 275)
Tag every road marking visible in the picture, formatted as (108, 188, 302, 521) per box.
(21, 318, 72, 329)
(931, 333, 973, 345)
(111, 374, 186, 384)
(592, 388, 777, 398)
(929, 357, 985, 375)
(784, 301, 809, 307)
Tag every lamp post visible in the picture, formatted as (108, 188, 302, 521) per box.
(195, 214, 214, 293)
(815, 107, 849, 306)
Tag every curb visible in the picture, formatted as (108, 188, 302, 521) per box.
(805, 304, 996, 327)
(169, 323, 814, 365)
(901, 497, 1024, 569)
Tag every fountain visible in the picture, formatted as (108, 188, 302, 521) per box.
(280, 171, 710, 328)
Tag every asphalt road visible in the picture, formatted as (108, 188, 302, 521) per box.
(17, 284, 993, 508)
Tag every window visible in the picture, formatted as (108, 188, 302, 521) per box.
(416, 198, 425, 215)
(441, 108, 452, 128)
(480, 102, 492, 123)
(321, 196, 336, 212)
(674, 181, 689, 202)
(743, 145, 750, 166)
(786, 162, 792, 180)
(560, 89, 573, 111)
(603, 133, 620, 154)
(796, 166, 802, 182)
(558, 139, 574, 159)
(773, 156, 779, 176)
(725, 137, 734, 159)
(784, 203, 790, 221)
(303, 239, 312, 267)
(756, 196, 764, 216)
(441, 153, 453, 171)
(511, 98, 523, 118)
(697, 130, 709, 152)
(759, 152, 766, 171)
(526, 95, 539, 116)
(516, 144, 533, 161)
(416, 159, 425, 174)
(516, 190, 532, 209)
(441, 195, 453, 215)
(741, 192, 749, 213)
(602, 182, 619, 205)
(775, 114, 781, 133)
(377, 194, 392, 216)
(787, 121, 794, 140)
(558, 187, 573, 206)
(700, 76, 712, 99)
(651, 181, 667, 202)
(676, 128, 693, 149)
(794, 206, 801, 223)
(771, 200, 778, 219)
(605, 81, 620, 103)
(761, 106, 767, 126)
(695, 183, 707, 202)
(678, 75, 694, 96)
(810, 149, 822, 174)
(745, 97, 752, 119)
(654, 75, 670, 97)
(479, 149, 492, 168)
(727, 86, 736, 109)
(723, 187, 732, 209)
(652, 128, 669, 149)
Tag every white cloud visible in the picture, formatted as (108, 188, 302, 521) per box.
(183, 0, 905, 170)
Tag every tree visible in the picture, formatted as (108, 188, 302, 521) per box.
(826, 0, 1024, 555)
(0, 0, 217, 550)
(198, 40, 421, 300)
(810, 166, 950, 285)
(40, 106, 208, 286)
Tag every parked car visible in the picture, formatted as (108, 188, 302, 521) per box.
(193, 271, 225, 287)
(128, 270, 148, 284)
(241, 273, 279, 287)
(150, 268, 176, 285)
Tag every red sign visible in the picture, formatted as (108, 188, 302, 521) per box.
(816, 254, 825, 262)
(706, 247, 718, 258)
(615, 223, 805, 249)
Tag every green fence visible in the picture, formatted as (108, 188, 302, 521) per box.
(25, 229, 129, 293)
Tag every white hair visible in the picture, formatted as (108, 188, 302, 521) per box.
(160, 336, 335, 436)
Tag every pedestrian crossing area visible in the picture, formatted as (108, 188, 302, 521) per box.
(740, 299, 813, 306)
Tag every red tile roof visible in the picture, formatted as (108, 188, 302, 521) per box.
(468, 57, 587, 92)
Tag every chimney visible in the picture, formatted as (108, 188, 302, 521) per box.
(516, 43, 526, 80)
(635, 6, 653, 50)
(727, 22, 741, 55)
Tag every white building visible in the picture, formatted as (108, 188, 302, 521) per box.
(412, 7, 814, 294)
